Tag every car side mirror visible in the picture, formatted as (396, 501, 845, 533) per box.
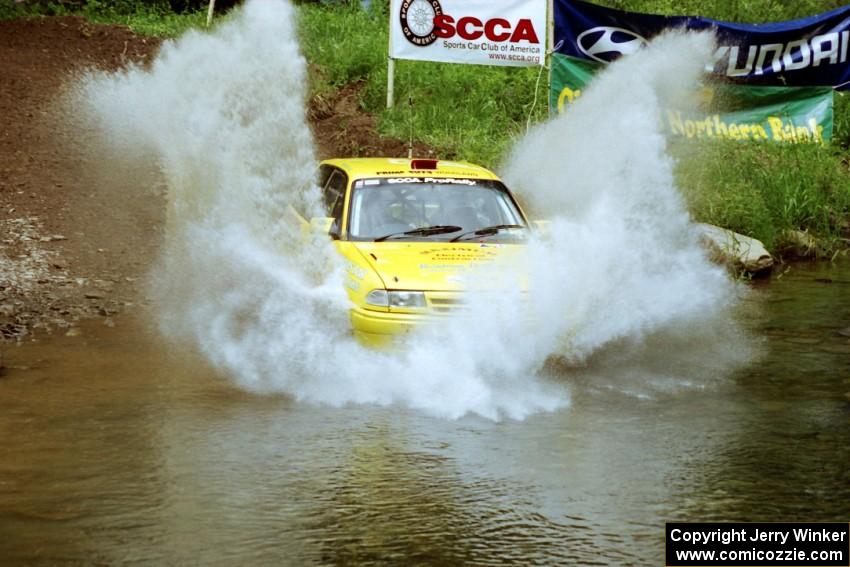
(310, 217, 338, 239)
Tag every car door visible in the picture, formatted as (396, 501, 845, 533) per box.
(321, 167, 348, 239)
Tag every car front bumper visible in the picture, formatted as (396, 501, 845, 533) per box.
(349, 306, 428, 348)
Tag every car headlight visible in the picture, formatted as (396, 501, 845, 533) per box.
(365, 289, 389, 307)
(389, 291, 426, 308)
(365, 289, 426, 308)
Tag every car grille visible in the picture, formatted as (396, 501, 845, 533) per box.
(425, 293, 465, 314)
(425, 291, 530, 315)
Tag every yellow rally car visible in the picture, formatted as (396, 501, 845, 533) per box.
(298, 157, 532, 347)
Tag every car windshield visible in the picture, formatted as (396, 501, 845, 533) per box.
(347, 177, 527, 242)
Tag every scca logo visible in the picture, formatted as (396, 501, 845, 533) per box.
(577, 27, 647, 62)
(399, 0, 444, 47)
(399, 0, 540, 47)
(435, 15, 540, 44)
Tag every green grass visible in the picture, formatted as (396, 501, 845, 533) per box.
(87, 6, 205, 36)
(3, 0, 850, 254)
(594, 0, 849, 22)
(0, 0, 204, 36)
(675, 142, 850, 253)
(834, 92, 850, 149)
(298, 2, 547, 165)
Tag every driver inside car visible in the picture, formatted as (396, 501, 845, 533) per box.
(361, 189, 417, 236)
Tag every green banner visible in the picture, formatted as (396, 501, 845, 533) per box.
(550, 54, 834, 144)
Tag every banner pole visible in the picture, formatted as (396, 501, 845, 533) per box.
(386, 1, 395, 109)
(387, 57, 396, 109)
(547, 0, 554, 115)
(206, 0, 216, 27)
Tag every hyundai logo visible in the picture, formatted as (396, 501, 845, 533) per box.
(577, 26, 648, 63)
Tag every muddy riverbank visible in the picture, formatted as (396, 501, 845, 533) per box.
(0, 17, 164, 342)
(0, 15, 431, 344)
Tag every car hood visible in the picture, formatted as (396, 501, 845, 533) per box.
(352, 241, 524, 291)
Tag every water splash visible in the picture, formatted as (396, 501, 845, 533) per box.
(70, 3, 750, 419)
(505, 32, 743, 362)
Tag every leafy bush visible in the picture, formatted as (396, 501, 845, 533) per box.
(675, 142, 850, 251)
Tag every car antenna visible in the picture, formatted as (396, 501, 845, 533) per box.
(407, 95, 414, 159)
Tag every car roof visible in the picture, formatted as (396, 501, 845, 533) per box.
(320, 157, 501, 181)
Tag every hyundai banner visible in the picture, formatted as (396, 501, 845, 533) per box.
(389, 0, 547, 67)
(552, 55, 834, 143)
(550, 0, 844, 143)
(554, 0, 850, 88)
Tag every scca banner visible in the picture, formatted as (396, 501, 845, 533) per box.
(554, 0, 850, 89)
(389, 0, 547, 67)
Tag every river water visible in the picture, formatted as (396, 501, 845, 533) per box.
(1, 261, 848, 565)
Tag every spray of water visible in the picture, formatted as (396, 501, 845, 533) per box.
(70, 2, 750, 419)
(505, 32, 744, 362)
